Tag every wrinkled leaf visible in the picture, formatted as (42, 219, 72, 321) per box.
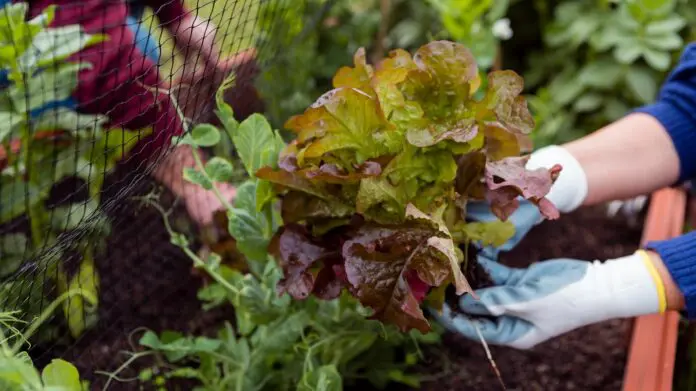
(485, 157, 561, 220)
(270, 224, 341, 299)
(459, 220, 516, 247)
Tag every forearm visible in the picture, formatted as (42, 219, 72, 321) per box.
(562, 113, 680, 205)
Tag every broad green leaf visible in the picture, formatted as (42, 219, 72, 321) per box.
(298, 365, 342, 391)
(0, 233, 27, 277)
(613, 45, 641, 64)
(0, 356, 42, 388)
(645, 16, 686, 35)
(573, 93, 603, 113)
(459, 220, 515, 247)
(140, 331, 221, 363)
(190, 124, 221, 147)
(643, 32, 682, 51)
(234, 113, 284, 176)
(19, 26, 106, 69)
(41, 359, 82, 390)
(0, 180, 41, 224)
(227, 180, 271, 262)
(204, 157, 235, 183)
(183, 167, 213, 190)
(578, 60, 623, 89)
(626, 66, 657, 104)
(642, 47, 671, 71)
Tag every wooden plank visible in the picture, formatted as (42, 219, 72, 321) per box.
(622, 187, 686, 391)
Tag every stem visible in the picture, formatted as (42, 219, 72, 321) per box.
(145, 199, 240, 296)
(12, 289, 91, 353)
(190, 146, 234, 211)
(97, 351, 156, 391)
(472, 320, 506, 391)
(372, 0, 392, 62)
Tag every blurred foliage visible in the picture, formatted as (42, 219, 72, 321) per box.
(524, 0, 696, 146)
(254, 0, 696, 146)
(255, 0, 441, 129)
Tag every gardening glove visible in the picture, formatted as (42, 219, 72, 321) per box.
(435, 144, 663, 349)
(437, 251, 665, 349)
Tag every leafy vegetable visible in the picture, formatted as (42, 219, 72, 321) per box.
(134, 75, 440, 390)
(258, 40, 560, 332)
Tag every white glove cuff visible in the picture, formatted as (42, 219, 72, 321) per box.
(526, 145, 588, 213)
(596, 251, 663, 319)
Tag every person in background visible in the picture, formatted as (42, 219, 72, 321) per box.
(440, 42, 696, 350)
(16, 0, 258, 227)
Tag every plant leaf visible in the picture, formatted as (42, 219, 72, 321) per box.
(190, 124, 221, 147)
(298, 365, 343, 391)
(234, 113, 284, 176)
(41, 359, 83, 390)
(205, 157, 235, 183)
(183, 167, 213, 190)
(485, 157, 561, 220)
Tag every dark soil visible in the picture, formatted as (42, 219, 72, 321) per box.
(30, 165, 235, 391)
(408, 204, 644, 391)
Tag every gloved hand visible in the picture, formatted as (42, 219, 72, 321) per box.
(437, 251, 664, 349)
(434, 146, 665, 349)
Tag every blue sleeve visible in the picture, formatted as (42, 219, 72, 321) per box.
(647, 231, 696, 318)
(634, 43, 696, 183)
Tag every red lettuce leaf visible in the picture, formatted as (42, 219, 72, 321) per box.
(485, 156, 562, 220)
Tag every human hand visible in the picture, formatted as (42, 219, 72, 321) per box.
(436, 252, 663, 349)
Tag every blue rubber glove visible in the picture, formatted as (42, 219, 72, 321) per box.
(436, 199, 664, 349)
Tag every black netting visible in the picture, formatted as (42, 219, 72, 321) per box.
(0, 0, 328, 387)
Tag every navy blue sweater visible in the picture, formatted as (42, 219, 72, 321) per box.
(635, 43, 696, 318)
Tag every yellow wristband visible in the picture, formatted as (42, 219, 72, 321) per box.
(637, 250, 667, 313)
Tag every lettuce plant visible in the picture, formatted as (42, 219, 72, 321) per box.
(256, 40, 560, 332)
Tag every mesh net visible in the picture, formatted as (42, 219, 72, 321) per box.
(0, 0, 331, 386)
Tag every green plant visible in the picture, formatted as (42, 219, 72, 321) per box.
(118, 76, 440, 391)
(255, 0, 441, 129)
(0, 3, 143, 338)
(0, 291, 90, 390)
(255, 40, 559, 332)
(427, 0, 514, 69)
(525, 0, 696, 146)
